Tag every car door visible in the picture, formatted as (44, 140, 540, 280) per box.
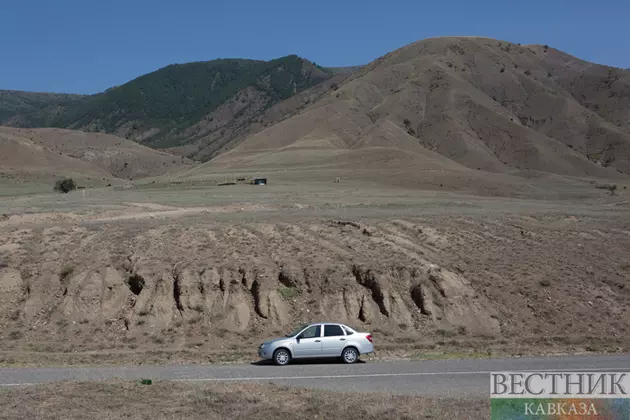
(292, 325, 322, 358)
(320, 324, 347, 357)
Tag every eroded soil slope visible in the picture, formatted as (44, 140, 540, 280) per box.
(1, 203, 628, 363)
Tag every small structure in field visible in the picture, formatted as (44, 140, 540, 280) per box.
(251, 177, 267, 185)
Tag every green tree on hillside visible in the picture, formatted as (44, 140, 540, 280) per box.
(54, 178, 77, 194)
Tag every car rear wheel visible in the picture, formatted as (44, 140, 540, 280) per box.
(341, 347, 359, 364)
(273, 348, 292, 366)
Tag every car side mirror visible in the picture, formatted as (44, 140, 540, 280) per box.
(296, 335, 302, 343)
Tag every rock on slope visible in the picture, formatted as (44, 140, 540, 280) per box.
(205, 37, 630, 180)
(0, 126, 191, 184)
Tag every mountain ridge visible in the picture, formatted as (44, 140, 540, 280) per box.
(1, 55, 357, 160)
(2, 37, 630, 182)
(193, 37, 630, 184)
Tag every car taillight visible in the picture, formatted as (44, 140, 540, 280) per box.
(366, 334, 373, 343)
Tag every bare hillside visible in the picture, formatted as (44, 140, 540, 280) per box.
(199, 37, 630, 182)
(0, 129, 113, 186)
(186, 73, 353, 161)
(0, 127, 192, 184)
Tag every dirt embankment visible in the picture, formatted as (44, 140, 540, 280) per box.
(0, 219, 500, 351)
(1, 210, 628, 365)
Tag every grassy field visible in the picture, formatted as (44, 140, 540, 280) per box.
(0, 381, 489, 420)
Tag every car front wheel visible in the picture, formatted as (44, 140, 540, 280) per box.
(273, 348, 292, 366)
(341, 347, 359, 364)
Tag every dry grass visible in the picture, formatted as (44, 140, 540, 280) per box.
(0, 335, 624, 368)
(0, 126, 192, 185)
(0, 381, 488, 420)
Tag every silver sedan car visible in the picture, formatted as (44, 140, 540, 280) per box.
(258, 322, 374, 365)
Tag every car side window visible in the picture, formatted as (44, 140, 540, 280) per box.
(342, 326, 354, 335)
(300, 325, 321, 338)
(324, 324, 345, 337)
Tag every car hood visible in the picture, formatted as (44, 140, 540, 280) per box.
(263, 336, 294, 346)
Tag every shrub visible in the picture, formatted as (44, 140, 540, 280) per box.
(278, 285, 300, 300)
(54, 178, 77, 194)
(436, 328, 456, 337)
(524, 70, 532, 76)
(59, 265, 74, 282)
(403, 118, 411, 127)
(595, 184, 617, 195)
(539, 279, 551, 287)
(500, 68, 505, 73)
(9, 330, 23, 340)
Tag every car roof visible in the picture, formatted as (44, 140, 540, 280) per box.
(307, 322, 351, 328)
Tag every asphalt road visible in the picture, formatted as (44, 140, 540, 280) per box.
(1, 355, 629, 396)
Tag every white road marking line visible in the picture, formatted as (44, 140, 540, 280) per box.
(172, 367, 630, 383)
(1, 366, 628, 387)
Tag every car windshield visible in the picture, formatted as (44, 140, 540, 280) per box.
(285, 324, 308, 337)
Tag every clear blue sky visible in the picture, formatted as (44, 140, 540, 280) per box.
(2, 0, 629, 94)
